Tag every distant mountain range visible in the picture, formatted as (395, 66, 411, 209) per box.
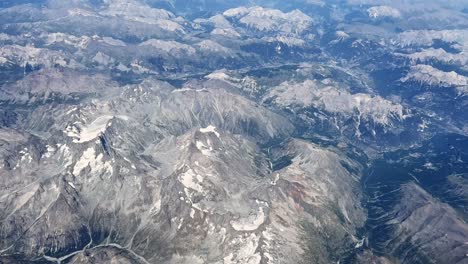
(0, 0, 467, 263)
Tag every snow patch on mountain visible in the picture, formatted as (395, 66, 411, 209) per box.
(199, 125, 220, 138)
(207, 14, 233, 28)
(44, 33, 91, 49)
(73, 147, 113, 176)
(211, 28, 241, 38)
(401, 64, 468, 95)
(73, 147, 95, 175)
(205, 71, 232, 81)
(139, 39, 195, 55)
(68, 115, 113, 143)
(394, 29, 468, 48)
(367, 6, 401, 19)
(263, 35, 307, 46)
(329, 31, 350, 44)
(66, 115, 128, 143)
(100, 0, 184, 32)
(265, 80, 407, 125)
(223, 6, 312, 34)
(196, 140, 214, 156)
(198, 14, 241, 38)
(403, 48, 468, 66)
(101, 0, 173, 20)
(179, 168, 205, 194)
(0, 45, 74, 68)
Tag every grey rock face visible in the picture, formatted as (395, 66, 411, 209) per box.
(0, 76, 365, 263)
(67, 246, 147, 264)
(383, 183, 468, 264)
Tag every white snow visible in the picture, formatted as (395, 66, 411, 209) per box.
(423, 162, 438, 170)
(403, 48, 468, 66)
(394, 29, 468, 48)
(18, 148, 32, 165)
(73, 147, 96, 175)
(196, 141, 214, 156)
(139, 39, 195, 55)
(73, 147, 113, 176)
(149, 200, 161, 215)
(70, 116, 113, 143)
(0, 45, 72, 68)
(336, 31, 350, 39)
(367, 6, 401, 19)
(100, 0, 184, 32)
(177, 218, 184, 230)
(199, 125, 220, 138)
(207, 14, 233, 28)
(206, 72, 230, 80)
(190, 208, 196, 218)
(151, 19, 185, 33)
(263, 35, 307, 46)
(66, 115, 127, 143)
(223, 6, 312, 34)
(418, 119, 430, 132)
(206, 14, 241, 38)
(68, 182, 76, 189)
(265, 80, 407, 125)
(123, 157, 136, 170)
(211, 28, 241, 38)
(44, 145, 56, 158)
(401, 64, 468, 95)
(102, 0, 174, 20)
(205, 71, 233, 81)
(179, 168, 205, 194)
(44, 33, 91, 49)
(57, 144, 73, 168)
(330, 31, 350, 44)
(223, 6, 251, 18)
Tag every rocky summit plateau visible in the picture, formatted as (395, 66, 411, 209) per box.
(0, 0, 467, 263)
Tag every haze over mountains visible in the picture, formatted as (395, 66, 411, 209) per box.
(0, 0, 467, 263)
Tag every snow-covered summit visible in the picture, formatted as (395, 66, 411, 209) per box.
(401, 64, 468, 95)
(367, 6, 401, 19)
(223, 6, 313, 34)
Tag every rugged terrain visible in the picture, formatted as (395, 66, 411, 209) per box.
(0, 0, 467, 263)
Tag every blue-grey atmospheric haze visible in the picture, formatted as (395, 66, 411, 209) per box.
(0, 0, 467, 263)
